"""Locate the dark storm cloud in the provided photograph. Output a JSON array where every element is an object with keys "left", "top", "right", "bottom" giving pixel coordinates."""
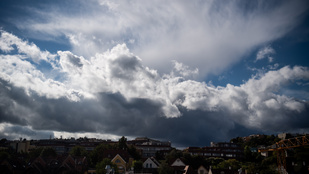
[
  {"left": 1, "top": 74, "right": 309, "bottom": 146},
  {"left": 1, "top": 30, "right": 309, "bottom": 147},
  {"left": 0, "top": 80, "right": 32, "bottom": 125},
  {"left": 0, "top": 78, "right": 263, "bottom": 146},
  {"left": 0, "top": 124, "right": 54, "bottom": 140}
]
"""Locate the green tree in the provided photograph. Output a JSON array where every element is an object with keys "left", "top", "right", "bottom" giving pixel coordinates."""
[
  {"left": 164, "top": 148, "right": 183, "bottom": 162},
  {"left": 128, "top": 145, "right": 141, "bottom": 160},
  {"left": 118, "top": 136, "right": 127, "bottom": 150},
  {"left": 244, "top": 145, "right": 253, "bottom": 161},
  {"left": 40, "top": 147, "right": 57, "bottom": 157},
  {"left": 70, "top": 146, "right": 88, "bottom": 157},
  {"left": 206, "top": 157, "right": 224, "bottom": 167},
  {"left": 0, "top": 151, "right": 10, "bottom": 161},
  {"left": 230, "top": 137, "right": 244, "bottom": 147},
  {"left": 158, "top": 161, "right": 173, "bottom": 174},
  {"left": 259, "top": 152, "right": 277, "bottom": 174},
  {"left": 96, "top": 158, "right": 118, "bottom": 174},
  {"left": 133, "top": 160, "right": 143, "bottom": 172},
  {"left": 183, "top": 154, "right": 208, "bottom": 170},
  {"left": 89, "top": 144, "right": 118, "bottom": 167},
  {"left": 215, "top": 159, "right": 241, "bottom": 170},
  {"left": 29, "top": 147, "right": 44, "bottom": 159}
]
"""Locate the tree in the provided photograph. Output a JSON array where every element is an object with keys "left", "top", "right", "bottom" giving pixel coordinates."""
[
  {"left": 89, "top": 144, "right": 117, "bottom": 167},
  {"left": 0, "top": 138, "right": 7, "bottom": 144},
  {"left": 0, "top": 151, "right": 10, "bottom": 161},
  {"left": 244, "top": 145, "right": 253, "bottom": 161},
  {"left": 128, "top": 145, "right": 141, "bottom": 160},
  {"left": 70, "top": 146, "right": 88, "bottom": 157},
  {"left": 206, "top": 157, "right": 224, "bottom": 167},
  {"left": 118, "top": 136, "right": 127, "bottom": 150},
  {"left": 158, "top": 161, "right": 173, "bottom": 174},
  {"left": 40, "top": 147, "right": 57, "bottom": 157},
  {"left": 230, "top": 137, "right": 244, "bottom": 147},
  {"left": 29, "top": 147, "right": 44, "bottom": 159},
  {"left": 133, "top": 160, "right": 143, "bottom": 172},
  {"left": 164, "top": 149, "right": 183, "bottom": 162},
  {"left": 96, "top": 158, "right": 118, "bottom": 174},
  {"left": 215, "top": 159, "right": 241, "bottom": 170}
]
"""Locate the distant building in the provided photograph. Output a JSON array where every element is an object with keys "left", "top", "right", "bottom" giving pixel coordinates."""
[
  {"left": 242, "top": 134, "right": 265, "bottom": 142},
  {"left": 33, "top": 138, "right": 116, "bottom": 154},
  {"left": 184, "top": 142, "right": 243, "bottom": 160},
  {"left": 127, "top": 137, "right": 172, "bottom": 158},
  {"left": 9, "top": 140, "right": 35, "bottom": 153}
]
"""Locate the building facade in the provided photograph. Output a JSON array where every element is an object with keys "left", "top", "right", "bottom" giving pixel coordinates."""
[{"left": 184, "top": 142, "right": 243, "bottom": 160}]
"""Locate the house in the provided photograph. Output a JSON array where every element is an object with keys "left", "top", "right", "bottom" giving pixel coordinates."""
[
  {"left": 197, "top": 165, "right": 209, "bottom": 174},
  {"left": 139, "top": 157, "right": 161, "bottom": 174},
  {"left": 60, "top": 155, "right": 88, "bottom": 173},
  {"left": 143, "top": 157, "right": 160, "bottom": 169},
  {"left": 25, "top": 154, "right": 88, "bottom": 174},
  {"left": 112, "top": 154, "right": 127, "bottom": 174},
  {"left": 103, "top": 150, "right": 133, "bottom": 174},
  {"left": 171, "top": 158, "right": 186, "bottom": 167},
  {"left": 0, "top": 158, "right": 26, "bottom": 174},
  {"left": 170, "top": 158, "right": 186, "bottom": 174}
]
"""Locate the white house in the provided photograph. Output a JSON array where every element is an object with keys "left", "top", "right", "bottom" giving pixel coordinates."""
[
  {"left": 171, "top": 158, "right": 186, "bottom": 167},
  {"left": 143, "top": 157, "right": 160, "bottom": 168}
]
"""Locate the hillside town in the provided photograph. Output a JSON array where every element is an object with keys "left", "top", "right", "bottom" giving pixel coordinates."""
[{"left": 0, "top": 133, "right": 308, "bottom": 174}]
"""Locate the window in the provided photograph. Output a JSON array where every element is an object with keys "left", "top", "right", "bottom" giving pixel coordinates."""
[
  {"left": 146, "top": 163, "right": 149, "bottom": 168},
  {"left": 150, "top": 163, "right": 152, "bottom": 168},
  {"left": 226, "top": 154, "right": 233, "bottom": 157},
  {"left": 199, "top": 169, "right": 204, "bottom": 174},
  {"left": 213, "top": 153, "right": 220, "bottom": 156},
  {"left": 115, "top": 159, "right": 121, "bottom": 163}
]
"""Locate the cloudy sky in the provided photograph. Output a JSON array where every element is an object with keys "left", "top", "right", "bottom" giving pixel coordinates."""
[{"left": 0, "top": 0, "right": 309, "bottom": 147}]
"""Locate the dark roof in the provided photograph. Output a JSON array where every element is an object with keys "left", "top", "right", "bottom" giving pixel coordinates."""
[{"left": 102, "top": 149, "right": 131, "bottom": 162}]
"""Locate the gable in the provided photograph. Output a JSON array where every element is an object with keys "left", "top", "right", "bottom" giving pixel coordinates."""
[
  {"left": 198, "top": 165, "right": 208, "bottom": 174},
  {"left": 171, "top": 158, "right": 185, "bottom": 167},
  {"left": 111, "top": 154, "right": 126, "bottom": 164},
  {"left": 102, "top": 150, "right": 131, "bottom": 162},
  {"left": 143, "top": 158, "right": 159, "bottom": 168}
]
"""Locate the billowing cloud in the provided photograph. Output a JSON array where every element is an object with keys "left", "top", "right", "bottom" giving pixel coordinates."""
[
  {"left": 0, "top": 30, "right": 56, "bottom": 63},
  {"left": 0, "top": 31, "right": 308, "bottom": 146},
  {"left": 10, "top": 0, "right": 309, "bottom": 78}
]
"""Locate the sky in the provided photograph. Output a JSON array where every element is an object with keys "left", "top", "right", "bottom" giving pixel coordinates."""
[{"left": 0, "top": 0, "right": 309, "bottom": 147}]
